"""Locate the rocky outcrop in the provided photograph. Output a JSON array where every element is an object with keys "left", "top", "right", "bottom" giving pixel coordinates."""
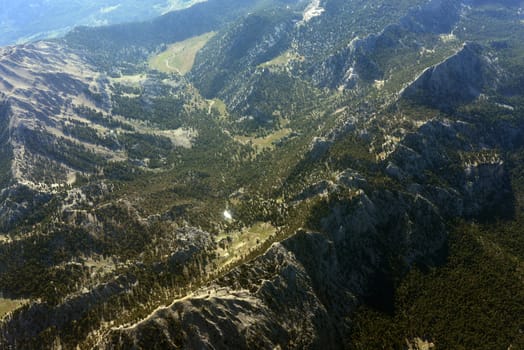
[
  {"left": 309, "top": 0, "right": 464, "bottom": 89},
  {"left": 309, "top": 35, "right": 382, "bottom": 89},
  {"left": 0, "top": 275, "right": 137, "bottom": 348},
  {"left": 0, "top": 185, "right": 53, "bottom": 232},
  {"left": 463, "top": 157, "right": 512, "bottom": 218},
  {"left": 99, "top": 242, "right": 338, "bottom": 349},
  {"left": 98, "top": 173, "right": 447, "bottom": 349},
  {"left": 0, "top": 226, "right": 216, "bottom": 349},
  {"left": 400, "top": 0, "right": 461, "bottom": 34},
  {"left": 387, "top": 118, "right": 515, "bottom": 219},
  {"left": 100, "top": 111, "right": 522, "bottom": 349},
  {"left": 0, "top": 0, "right": 522, "bottom": 348},
  {"left": 0, "top": 42, "right": 112, "bottom": 229},
  {"left": 0, "top": 98, "right": 12, "bottom": 189}
]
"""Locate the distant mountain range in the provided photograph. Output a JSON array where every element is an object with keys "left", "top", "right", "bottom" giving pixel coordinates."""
[{"left": 0, "top": 0, "right": 205, "bottom": 46}]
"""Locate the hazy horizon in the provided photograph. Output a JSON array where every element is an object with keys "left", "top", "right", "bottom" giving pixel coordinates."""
[{"left": 0, "top": 0, "right": 205, "bottom": 46}]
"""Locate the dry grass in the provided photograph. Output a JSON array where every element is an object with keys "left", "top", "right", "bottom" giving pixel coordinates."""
[
  {"left": 0, "top": 298, "right": 27, "bottom": 319},
  {"left": 259, "top": 50, "right": 304, "bottom": 68},
  {"left": 149, "top": 32, "right": 215, "bottom": 75},
  {"left": 235, "top": 128, "right": 293, "bottom": 154},
  {"left": 216, "top": 222, "right": 276, "bottom": 267}
]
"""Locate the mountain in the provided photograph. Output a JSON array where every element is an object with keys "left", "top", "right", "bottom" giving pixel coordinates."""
[
  {"left": 1, "top": 0, "right": 524, "bottom": 349},
  {"left": 0, "top": 0, "right": 205, "bottom": 46}
]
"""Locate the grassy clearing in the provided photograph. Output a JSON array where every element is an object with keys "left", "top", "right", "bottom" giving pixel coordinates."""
[
  {"left": 109, "top": 74, "right": 147, "bottom": 86},
  {"left": 235, "top": 128, "right": 293, "bottom": 153},
  {"left": 216, "top": 222, "right": 276, "bottom": 267},
  {"left": 210, "top": 98, "right": 228, "bottom": 116},
  {"left": 0, "top": 298, "right": 27, "bottom": 319},
  {"left": 259, "top": 50, "right": 304, "bottom": 68},
  {"left": 149, "top": 32, "right": 215, "bottom": 75}
]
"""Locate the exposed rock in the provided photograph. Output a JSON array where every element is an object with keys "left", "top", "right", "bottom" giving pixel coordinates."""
[
  {"left": 406, "top": 337, "right": 436, "bottom": 350},
  {"left": 190, "top": 10, "right": 299, "bottom": 100},
  {"left": 463, "top": 158, "right": 512, "bottom": 218},
  {"left": 309, "top": 0, "right": 464, "bottom": 89},
  {"left": 0, "top": 184, "right": 53, "bottom": 232},
  {"left": 99, "top": 183, "right": 448, "bottom": 349},
  {"left": 0, "top": 42, "right": 115, "bottom": 190},
  {"left": 0, "top": 0, "right": 522, "bottom": 348},
  {"left": 0, "top": 225, "right": 215, "bottom": 349},
  {"left": 308, "top": 137, "right": 332, "bottom": 160},
  {"left": 0, "top": 275, "right": 137, "bottom": 347},
  {"left": 388, "top": 118, "right": 515, "bottom": 219},
  {"left": 309, "top": 34, "right": 383, "bottom": 89},
  {"left": 293, "top": 179, "right": 333, "bottom": 202},
  {"left": 336, "top": 169, "right": 368, "bottom": 190},
  {"left": 401, "top": 0, "right": 461, "bottom": 34},
  {"left": 386, "top": 161, "right": 406, "bottom": 181}
]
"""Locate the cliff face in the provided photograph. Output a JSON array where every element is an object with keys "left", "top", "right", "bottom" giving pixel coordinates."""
[
  {"left": 0, "top": 41, "right": 201, "bottom": 231},
  {"left": 98, "top": 241, "right": 338, "bottom": 349},
  {"left": 96, "top": 80, "right": 521, "bottom": 350},
  {"left": 0, "top": 226, "right": 216, "bottom": 349},
  {"left": 189, "top": 8, "right": 300, "bottom": 115}
]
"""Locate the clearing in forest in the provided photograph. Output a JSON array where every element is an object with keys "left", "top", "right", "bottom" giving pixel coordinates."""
[{"left": 149, "top": 32, "right": 215, "bottom": 75}]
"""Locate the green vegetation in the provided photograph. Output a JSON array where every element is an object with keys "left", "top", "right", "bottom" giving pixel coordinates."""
[
  {"left": 259, "top": 50, "right": 304, "bottom": 69},
  {"left": 210, "top": 98, "right": 228, "bottom": 116},
  {"left": 349, "top": 146, "right": 524, "bottom": 349},
  {"left": 149, "top": 32, "right": 216, "bottom": 74},
  {"left": 74, "top": 105, "right": 135, "bottom": 131},
  {"left": 215, "top": 222, "right": 276, "bottom": 268},
  {"left": 22, "top": 131, "right": 105, "bottom": 173},
  {"left": 235, "top": 128, "right": 293, "bottom": 154},
  {"left": 350, "top": 220, "right": 524, "bottom": 350},
  {"left": 2, "top": 0, "right": 524, "bottom": 348},
  {"left": 190, "top": 8, "right": 297, "bottom": 98},
  {"left": 63, "top": 0, "right": 290, "bottom": 73},
  {"left": 0, "top": 101, "right": 13, "bottom": 189}
]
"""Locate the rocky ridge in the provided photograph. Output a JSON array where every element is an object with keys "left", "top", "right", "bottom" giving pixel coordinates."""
[{"left": 0, "top": 0, "right": 523, "bottom": 348}]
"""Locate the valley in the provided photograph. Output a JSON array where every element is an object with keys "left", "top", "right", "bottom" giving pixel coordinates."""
[{"left": 0, "top": 0, "right": 524, "bottom": 348}]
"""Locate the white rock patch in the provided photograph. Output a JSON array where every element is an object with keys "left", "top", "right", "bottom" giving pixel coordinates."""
[{"left": 300, "top": 0, "right": 325, "bottom": 24}]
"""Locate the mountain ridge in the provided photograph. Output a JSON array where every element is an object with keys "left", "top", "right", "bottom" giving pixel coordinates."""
[{"left": 0, "top": 0, "right": 524, "bottom": 348}]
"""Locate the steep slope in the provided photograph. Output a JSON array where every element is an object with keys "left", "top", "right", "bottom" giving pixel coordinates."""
[
  {"left": 0, "top": 42, "right": 113, "bottom": 189},
  {"left": 0, "top": 42, "right": 203, "bottom": 231},
  {"left": 190, "top": 8, "right": 300, "bottom": 99},
  {"left": 306, "top": 0, "right": 463, "bottom": 89},
  {"left": 100, "top": 182, "right": 449, "bottom": 349},
  {"left": 64, "top": 0, "right": 306, "bottom": 74},
  {"left": 0, "top": 0, "right": 524, "bottom": 349},
  {"left": 95, "top": 1, "right": 524, "bottom": 348},
  {"left": 401, "top": 42, "right": 500, "bottom": 110}
]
